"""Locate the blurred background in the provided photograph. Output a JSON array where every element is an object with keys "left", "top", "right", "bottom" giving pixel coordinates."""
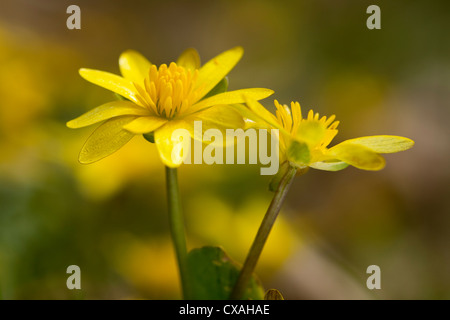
[{"left": 0, "top": 0, "right": 449, "bottom": 299}]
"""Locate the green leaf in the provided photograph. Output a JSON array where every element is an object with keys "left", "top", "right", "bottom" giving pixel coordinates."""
[
  {"left": 264, "top": 289, "right": 284, "bottom": 300},
  {"left": 201, "top": 77, "right": 229, "bottom": 100},
  {"left": 187, "top": 246, "right": 265, "bottom": 300}
]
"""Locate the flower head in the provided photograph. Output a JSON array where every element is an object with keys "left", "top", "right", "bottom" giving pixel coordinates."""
[
  {"left": 245, "top": 98, "right": 414, "bottom": 171},
  {"left": 67, "top": 47, "right": 273, "bottom": 167}
]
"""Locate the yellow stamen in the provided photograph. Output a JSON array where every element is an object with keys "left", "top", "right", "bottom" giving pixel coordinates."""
[
  {"left": 135, "top": 62, "right": 199, "bottom": 118},
  {"left": 324, "top": 115, "right": 336, "bottom": 127},
  {"left": 275, "top": 101, "right": 342, "bottom": 153}
]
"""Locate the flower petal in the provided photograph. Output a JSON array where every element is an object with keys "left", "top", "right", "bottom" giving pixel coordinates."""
[
  {"left": 176, "top": 48, "right": 201, "bottom": 71},
  {"left": 337, "top": 135, "right": 414, "bottom": 153},
  {"left": 79, "top": 116, "right": 137, "bottom": 164},
  {"left": 245, "top": 98, "right": 283, "bottom": 131},
  {"left": 188, "top": 88, "right": 274, "bottom": 114},
  {"left": 79, "top": 68, "right": 140, "bottom": 105},
  {"left": 119, "top": 50, "right": 151, "bottom": 84},
  {"left": 295, "top": 120, "right": 327, "bottom": 147},
  {"left": 66, "top": 101, "right": 151, "bottom": 128},
  {"left": 122, "top": 116, "right": 168, "bottom": 134},
  {"left": 154, "top": 120, "right": 190, "bottom": 168},
  {"left": 309, "top": 160, "right": 349, "bottom": 171},
  {"left": 183, "top": 105, "right": 245, "bottom": 146},
  {"left": 230, "top": 104, "right": 268, "bottom": 129},
  {"left": 195, "top": 46, "right": 244, "bottom": 101},
  {"left": 327, "top": 143, "right": 386, "bottom": 171},
  {"left": 202, "top": 77, "right": 228, "bottom": 100}
]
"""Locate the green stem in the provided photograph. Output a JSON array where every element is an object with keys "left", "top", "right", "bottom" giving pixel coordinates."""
[
  {"left": 230, "top": 166, "right": 298, "bottom": 300},
  {"left": 165, "top": 166, "right": 189, "bottom": 299}
]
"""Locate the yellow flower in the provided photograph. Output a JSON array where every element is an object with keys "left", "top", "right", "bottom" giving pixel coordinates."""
[
  {"left": 67, "top": 47, "right": 273, "bottom": 167},
  {"left": 244, "top": 99, "right": 414, "bottom": 171}
]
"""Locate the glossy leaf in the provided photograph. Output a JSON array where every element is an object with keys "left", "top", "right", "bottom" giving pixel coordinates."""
[{"left": 187, "top": 246, "right": 265, "bottom": 300}]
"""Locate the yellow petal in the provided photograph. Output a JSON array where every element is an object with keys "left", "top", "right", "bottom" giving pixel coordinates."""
[
  {"left": 245, "top": 98, "right": 283, "bottom": 131},
  {"left": 338, "top": 135, "right": 414, "bottom": 153},
  {"left": 154, "top": 120, "right": 190, "bottom": 168},
  {"left": 195, "top": 46, "right": 244, "bottom": 101},
  {"left": 183, "top": 105, "right": 245, "bottom": 145},
  {"left": 189, "top": 88, "right": 274, "bottom": 114},
  {"left": 79, "top": 68, "right": 140, "bottom": 105},
  {"left": 202, "top": 77, "right": 228, "bottom": 100},
  {"left": 119, "top": 50, "right": 151, "bottom": 84},
  {"left": 231, "top": 104, "right": 272, "bottom": 130},
  {"left": 242, "top": 99, "right": 293, "bottom": 148},
  {"left": 296, "top": 120, "right": 326, "bottom": 147},
  {"left": 122, "top": 116, "right": 168, "bottom": 134},
  {"left": 176, "top": 48, "right": 201, "bottom": 71},
  {"left": 79, "top": 116, "right": 137, "bottom": 164},
  {"left": 327, "top": 143, "right": 386, "bottom": 171},
  {"left": 309, "top": 160, "right": 349, "bottom": 171},
  {"left": 67, "top": 101, "right": 151, "bottom": 128}
]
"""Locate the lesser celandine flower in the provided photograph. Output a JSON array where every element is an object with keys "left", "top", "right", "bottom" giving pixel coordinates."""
[
  {"left": 67, "top": 47, "right": 274, "bottom": 299},
  {"left": 230, "top": 98, "right": 414, "bottom": 299},
  {"left": 245, "top": 98, "right": 414, "bottom": 172},
  {"left": 67, "top": 47, "right": 273, "bottom": 167}
]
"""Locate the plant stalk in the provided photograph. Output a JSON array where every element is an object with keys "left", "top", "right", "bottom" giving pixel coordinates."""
[
  {"left": 165, "top": 166, "right": 190, "bottom": 299},
  {"left": 230, "top": 166, "right": 297, "bottom": 299}
]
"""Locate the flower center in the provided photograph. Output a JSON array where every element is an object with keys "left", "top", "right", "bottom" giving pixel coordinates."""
[
  {"left": 274, "top": 100, "right": 340, "bottom": 150},
  {"left": 296, "top": 110, "right": 339, "bottom": 150},
  {"left": 134, "top": 62, "right": 199, "bottom": 118}
]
